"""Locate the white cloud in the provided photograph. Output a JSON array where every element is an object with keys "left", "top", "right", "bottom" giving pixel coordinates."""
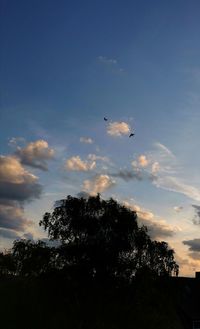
[
  {"left": 65, "top": 156, "right": 96, "bottom": 171},
  {"left": 130, "top": 155, "right": 149, "bottom": 174},
  {"left": 0, "top": 203, "right": 32, "bottom": 231},
  {"left": 137, "top": 155, "right": 149, "bottom": 167},
  {"left": 97, "top": 56, "right": 117, "bottom": 65},
  {"left": 123, "top": 201, "right": 154, "bottom": 220},
  {"left": 143, "top": 142, "right": 200, "bottom": 202},
  {"left": 0, "top": 154, "right": 42, "bottom": 237},
  {"left": 173, "top": 206, "right": 183, "bottom": 212},
  {"left": 83, "top": 174, "right": 115, "bottom": 195},
  {"left": 0, "top": 156, "right": 37, "bottom": 184},
  {"left": 151, "top": 161, "right": 160, "bottom": 174},
  {"left": 128, "top": 142, "right": 200, "bottom": 203},
  {"left": 107, "top": 121, "right": 130, "bottom": 137},
  {"left": 148, "top": 143, "right": 177, "bottom": 176},
  {"left": 16, "top": 140, "right": 55, "bottom": 171},
  {"left": 123, "top": 201, "right": 177, "bottom": 239},
  {"left": 0, "top": 155, "right": 42, "bottom": 204},
  {"left": 130, "top": 143, "right": 174, "bottom": 178},
  {"left": 80, "top": 137, "right": 94, "bottom": 144},
  {"left": 97, "top": 56, "right": 125, "bottom": 73},
  {"left": 8, "top": 137, "right": 25, "bottom": 147}
]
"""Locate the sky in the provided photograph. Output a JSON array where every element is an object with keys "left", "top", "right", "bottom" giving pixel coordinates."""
[{"left": 1, "top": 0, "right": 200, "bottom": 276}]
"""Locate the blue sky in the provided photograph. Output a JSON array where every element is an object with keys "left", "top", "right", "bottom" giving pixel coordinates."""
[{"left": 1, "top": 0, "right": 200, "bottom": 276}]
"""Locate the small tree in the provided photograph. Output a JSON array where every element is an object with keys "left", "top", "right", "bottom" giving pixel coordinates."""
[
  {"left": 0, "top": 251, "right": 16, "bottom": 276},
  {"left": 12, "top": 240, "right": 56, "bottom": 276}
]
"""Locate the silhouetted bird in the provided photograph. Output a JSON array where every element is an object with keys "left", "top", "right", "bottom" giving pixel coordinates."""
[
  {"left": 129, "top": 133, "right": 135, "bottom": 138},
  {"left": 104, "top": 117, "right": 108, "bottom": 121}
]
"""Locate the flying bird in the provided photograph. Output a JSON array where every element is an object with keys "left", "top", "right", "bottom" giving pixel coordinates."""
[
  {"left": 104, "top": 117, "right": 108, "bottom": 121},
  {"left": 129, "top": 133, "right": 135, "bottom": 138}
]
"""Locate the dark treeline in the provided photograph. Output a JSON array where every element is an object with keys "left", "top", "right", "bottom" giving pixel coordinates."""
[
  {"left": 0, "top": 195, "right": 183, "bottom": 329},
  {"left": 0, "top": 194, "right": 179, "bottom": 280}
]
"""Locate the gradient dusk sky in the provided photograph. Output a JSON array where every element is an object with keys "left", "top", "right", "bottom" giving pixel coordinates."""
[{"left": 1, "top": 0, "right": 200, "bottom": 276}]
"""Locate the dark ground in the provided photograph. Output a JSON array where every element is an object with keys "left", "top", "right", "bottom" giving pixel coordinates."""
[{"left": 0, "top": 275, "right": 185, "bottom": 329}]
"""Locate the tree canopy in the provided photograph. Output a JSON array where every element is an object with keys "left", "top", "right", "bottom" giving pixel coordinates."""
[
  {"left": 38, "top": 194, "right": 179, "bottom": 281},
  {"left": 0, "top": 194, "right": 179, "bottom": 280}
]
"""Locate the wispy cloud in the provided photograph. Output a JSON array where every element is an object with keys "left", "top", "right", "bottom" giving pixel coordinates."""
[
  {"left": 154, "top": 176, "right": 200, "bottom": 202},
  {"left": 154, "top": 142, "right": 175, "bottom": 158},
  {"left": 130, "top": 143, "right": 176, "bottom": 181},
  {"left": 123, "top": 142, "right": 200, "bottom": 204},
  {"left": 175, "top": 254, "right": 199, "bottom": 276},
  {"left": 188, "top": 252, "right": 200, "bottom": 260},
  {"left": 97, "top": 56, "right": 124, "bottom": 73},
  {"left": 146, "top": 143, "right": 177, "bottom": 176},
  {"left": 145, "top": 142, "right": 200, "bottom": 202},
  {"left": 110, "top": 169, "right": 143, "bottom": 182},
  {"left": 97, "top": 56, "right": 117, "bottom": 65},
  {"left": 0, "top": 228, "right": 20, "bottom": 240},
  {"left": 183, "top": 239, "right": 200, "bottom": 252},
  {"left": 87, "top": 154, "right": 111, "bottom": 163},
  {"left": 8, "top": 137, "right": 25, "bottom": 147},
  {"left": 173, "top": 206, "right": 183, "bottom": 213},
  {"left": 151, "top": 161, "right": 160, "bottom": 174},
  {"left": 80, "top": 137, "right": 94, "bottom": 144},
  {"left": 192, "top": 205, "right": 200, "bottom": 224}
]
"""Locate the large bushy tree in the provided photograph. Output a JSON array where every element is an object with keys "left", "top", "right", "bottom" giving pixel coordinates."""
[{"left": 39, "top": 194, "right": 179, "bottom": 281}]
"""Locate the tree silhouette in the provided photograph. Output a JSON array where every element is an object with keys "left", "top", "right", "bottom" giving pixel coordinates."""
[
  {"left": 0, "top": 195, "right": 178, "bottom": 280},
  {"left": 39, "top": 194, "right": 179, "bottom": 281},
  {"left": 0, "top": 251, "right": 16, "bottom": 276},
  {"left": 12, "top": 239, "right": 56, "bottom": 276}
]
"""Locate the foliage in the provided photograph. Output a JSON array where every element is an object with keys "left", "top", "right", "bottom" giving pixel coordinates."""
[
  {"left": 12, "top": 239, "right": 56, "bottom": 276},
  {"left": 39, "top": 194, "right": 179, "bottom": 281},
  {"left": 0, "top": 195, "right": 179, "bottom": 280},
  {"left": 0, "top": 251, "right": 16, "bottom": 276}
]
